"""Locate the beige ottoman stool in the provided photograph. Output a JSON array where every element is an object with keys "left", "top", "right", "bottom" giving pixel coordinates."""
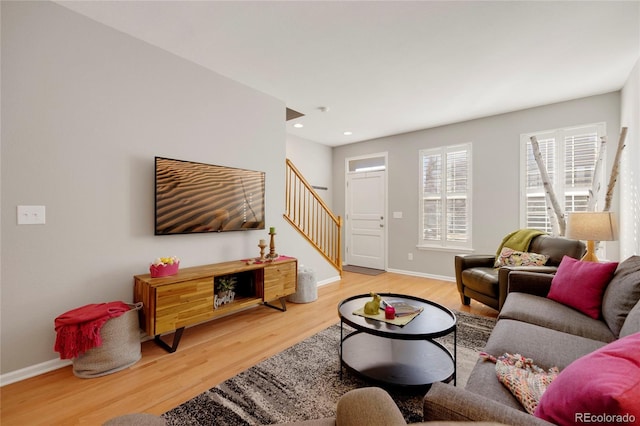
[{"left": 287, "top": 266, "right": 317, "bottom": 303}]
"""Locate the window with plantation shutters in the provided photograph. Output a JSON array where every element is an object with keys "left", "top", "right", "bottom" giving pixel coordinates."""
[
  {"left": 521, "top": 123, "right": 605, "bottom": 233},
  {"left": 419, "top": 143, "right": 472, "bottom": 249}
]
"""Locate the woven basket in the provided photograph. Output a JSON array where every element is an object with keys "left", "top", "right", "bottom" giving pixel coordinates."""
[{"left": 72, "top": 303, "right": 142, "bottom": 378}]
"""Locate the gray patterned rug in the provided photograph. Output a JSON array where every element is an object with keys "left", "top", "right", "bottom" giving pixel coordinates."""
[{"left": 162, "top": 311, "right": 496, "bottom": 425}]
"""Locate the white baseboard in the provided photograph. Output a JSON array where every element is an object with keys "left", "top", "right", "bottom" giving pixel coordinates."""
[
  {"left": 317, "top": 275, "right": 341, "bottom": 286},
  {"left": 385, "top": 268, "right": 455, "bottom": 283},
  {"left": 1, "top": 358, "right": 71, "bottom": 387}
]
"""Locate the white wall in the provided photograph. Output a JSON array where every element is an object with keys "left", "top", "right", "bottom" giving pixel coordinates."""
[
  {"left": 333, "top": 93, "right": 622, "bottom": 279},
  {"left": 286, "top": 134, "right": 334, "bottom": 207},
  {"left": 1, "top": 1, "right": 289, "bottom": 375},
  {"left": 620, "top": 58, "right": 640, "bottom": 258},
  {"left": 285, "top": 135, "right": 340, "bottom": 282}
]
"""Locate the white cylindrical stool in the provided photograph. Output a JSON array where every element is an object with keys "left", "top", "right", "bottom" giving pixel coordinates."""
[{"left": 287, "top": 266, "right": 317, "bottom": 303}]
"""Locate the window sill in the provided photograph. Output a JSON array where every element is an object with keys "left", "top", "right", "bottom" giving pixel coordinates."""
[{"left": 416, "top": 245, "right": 474, "bottom": 254}]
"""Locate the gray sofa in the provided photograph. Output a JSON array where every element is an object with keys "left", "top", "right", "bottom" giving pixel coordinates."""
[{"left": 425, "top": 255, "right": 640, "bottom": 425}]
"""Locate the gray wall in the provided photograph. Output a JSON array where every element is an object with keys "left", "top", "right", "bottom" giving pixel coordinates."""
[
  {"left": 1, "top": 1, "right": 291, "bottom": 375},
  {"left": 333, "top": 93, "right": 622, "bottom": 278}
]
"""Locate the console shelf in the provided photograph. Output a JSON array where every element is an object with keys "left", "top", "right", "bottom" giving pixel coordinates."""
[{"left": 134, "top": 257, "right": 297, "bottom": 352}]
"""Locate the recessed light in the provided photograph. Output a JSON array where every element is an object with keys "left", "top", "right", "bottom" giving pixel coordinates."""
[
  {"left": 343, "top": 131, "right": 353, "bottom": 136},
  {"left": 293, "top": 123, "right": 304, "bottom": 128}
]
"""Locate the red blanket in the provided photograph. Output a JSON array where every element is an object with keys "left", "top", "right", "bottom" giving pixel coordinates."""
[{"left": 54, "top": 301, "right": 130, "bottom": 359}]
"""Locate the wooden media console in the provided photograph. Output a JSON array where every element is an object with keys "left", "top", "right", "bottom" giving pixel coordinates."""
[{"left": 134, "top": 256, "right": 297, "bottom": 352}]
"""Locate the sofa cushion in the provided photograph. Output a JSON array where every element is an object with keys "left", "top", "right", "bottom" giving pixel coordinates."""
[
  {"left": 494, "top": 247, "right": 548, "bottom": 268},
  {"left": 500, "top": 293, "right": 616, "bottom": 342},
  {"left": 620, "top": 300, "right": 640, "bottom": 338},
  {"left": 480, "top": 319, "right": 606, "bottom": 372},
  {"left": 534, "top": 332, "right": 640, "bottom": 425},
  {"left": 547, "top": 256, "right": 618, "bottom": 319},
  {"left": 466, "top": 319, "right": 606, "bottom": 414},
  {"left": 602, "top": 255, "right": 640, "bottom": 337},
  {"left": 466, "top": 359, "right": 527, "bottom": 412},
  {"left": 461, "top": 267, "right": 499, "bottom": 297}
]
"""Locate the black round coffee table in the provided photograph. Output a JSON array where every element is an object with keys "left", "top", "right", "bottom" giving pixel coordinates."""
[{"left": 338, "top": 293, "right": 457, "bottom": 388}]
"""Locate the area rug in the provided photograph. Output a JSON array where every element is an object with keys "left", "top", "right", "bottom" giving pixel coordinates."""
[
  {"left": 342, "top": 265, "right": 385, "bottom": 276},
  {"left": 162, "top": 311, "right": 496, "bottom": 425}
]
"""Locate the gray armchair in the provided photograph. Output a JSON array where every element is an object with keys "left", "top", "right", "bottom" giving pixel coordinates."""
[{"left": 455, "top": 233, "right": 585, "bottom": 311}]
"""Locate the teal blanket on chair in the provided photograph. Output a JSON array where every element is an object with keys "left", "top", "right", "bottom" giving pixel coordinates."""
[{"left": 496, "top": 229, "right": 547, "bottom": 257}]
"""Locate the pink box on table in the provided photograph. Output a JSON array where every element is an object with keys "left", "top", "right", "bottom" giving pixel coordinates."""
[{"left": 150, "top": 262, "right": 179, "bottom": 278}]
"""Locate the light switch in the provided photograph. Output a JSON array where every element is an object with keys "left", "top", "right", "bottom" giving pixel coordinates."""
[
  {"left": 17, "top": 205, "right": 46, "bottom": 225},
  {"left": 393, "top": 211, "right": 403, "bottom": 219}
]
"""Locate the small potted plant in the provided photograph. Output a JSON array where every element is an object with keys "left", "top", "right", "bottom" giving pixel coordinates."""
[{"left": 214, "top": 276, "right": 237, "bottom": 308}]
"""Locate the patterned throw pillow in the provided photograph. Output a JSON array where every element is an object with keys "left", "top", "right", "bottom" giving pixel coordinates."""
[
  {"left": 482, "top": 352, "right": 559, "bottom": 414},
  {"left": 494, "top": 247, "right": 549, "bottom": 268}
]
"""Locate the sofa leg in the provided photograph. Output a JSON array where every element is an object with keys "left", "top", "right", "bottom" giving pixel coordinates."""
[{"left": 460, "top": 294, "right": 470, "bottom": 305}]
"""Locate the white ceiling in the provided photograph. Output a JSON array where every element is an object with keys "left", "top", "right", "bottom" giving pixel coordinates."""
[{"left": 57, "top": 1, "right": 639, "bottom": 147}]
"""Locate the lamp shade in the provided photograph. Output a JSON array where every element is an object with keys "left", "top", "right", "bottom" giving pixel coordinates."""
[{"left": 565, "top": 212, "right": 617, "bottom": 241}]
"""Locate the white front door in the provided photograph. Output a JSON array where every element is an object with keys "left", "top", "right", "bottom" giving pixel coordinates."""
[{"left": 346, "top": 170, "right": 386, "bottom": 269}]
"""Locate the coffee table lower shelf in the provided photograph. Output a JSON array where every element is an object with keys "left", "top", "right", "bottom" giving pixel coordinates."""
[{"left": 340, "top": 331, "right": 455, "bottom": 388}]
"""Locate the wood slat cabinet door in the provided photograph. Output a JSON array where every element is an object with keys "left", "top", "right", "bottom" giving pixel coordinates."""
[
  {"left": 263, "top": 261, "right": 297, "bottom": 302},
  {"left": 154, "top": 278, "right": 214, "bottom": 335}
]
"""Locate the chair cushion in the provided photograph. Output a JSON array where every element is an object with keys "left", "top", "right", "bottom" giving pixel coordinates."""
[
  {"left": 461, "top": 267, "right": 499, "bottom": 297},
  {"left": 602, "top": 256, "right": 640, "bottom": 337},
  {"left": 534, "top": 332, "right": 640, "bottom": 425},
  {"left": 547, "top": 256, "right": 618, "bottom": 319}
]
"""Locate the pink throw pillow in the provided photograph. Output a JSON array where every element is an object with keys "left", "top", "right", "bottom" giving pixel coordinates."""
[
  {"left": 534, "top": 332, "right": 640, "bottom": 425},
  {"left": 547, "top": 256, "right": 618, "bottom": 319}
]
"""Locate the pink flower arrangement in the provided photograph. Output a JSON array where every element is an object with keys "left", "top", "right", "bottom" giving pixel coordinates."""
[{"left": 150, "top": 256, "right": 180, "bottom": 278}]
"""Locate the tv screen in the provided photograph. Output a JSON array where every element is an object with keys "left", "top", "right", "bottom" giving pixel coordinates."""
[{"left": 155, "top": 157, "right": 265, "bottom": 235}]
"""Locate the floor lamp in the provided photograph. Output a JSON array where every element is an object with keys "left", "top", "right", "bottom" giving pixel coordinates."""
[{"left": 565, "top": 212, "right": 616, "bottom": 262}]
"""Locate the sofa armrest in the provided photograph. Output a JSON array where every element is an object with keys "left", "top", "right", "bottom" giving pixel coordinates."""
[
  {"left": 455, "top": 254, "right": 496, "bottom": 269},
  {"left": 497, "top": 266, "right": 557, "bottom": 309},
  {"left": 507, "top": 270, "right": 555, "bottom": 297},
  {"left": 336, "top": 387, "right": 407, "bottom": 426},
  {"left": 455, "top": 255, "right": 496, "bottom": 295},
  {"left": 424, "top": 383, "right": 553, "bottom": 425}
]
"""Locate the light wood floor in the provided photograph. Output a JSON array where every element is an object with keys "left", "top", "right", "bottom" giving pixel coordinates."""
[{"left": 1, "top": 271, "right": 497, "bottom": 426}]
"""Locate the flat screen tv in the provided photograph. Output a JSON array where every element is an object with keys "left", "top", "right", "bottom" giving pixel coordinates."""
[{"left": 155, "top": 157, "right": 265, "bottom": 235}]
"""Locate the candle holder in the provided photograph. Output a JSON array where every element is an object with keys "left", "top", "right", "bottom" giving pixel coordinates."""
[
  {"left": 265, "top": 229, "right": 279, "bottom": 260},
  {"left": 258, "top": 240, "right": 267, "bottom": 260}
]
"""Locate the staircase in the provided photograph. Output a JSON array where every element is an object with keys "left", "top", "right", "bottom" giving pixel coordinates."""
[{"left": 284, "top": 159, "right": 342, "bottom": 276}]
